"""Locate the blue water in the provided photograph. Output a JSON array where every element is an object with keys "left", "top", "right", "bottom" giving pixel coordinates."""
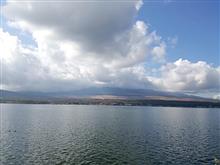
[{"left": 0, "top": 104, "right": 219, "bottom": 165}]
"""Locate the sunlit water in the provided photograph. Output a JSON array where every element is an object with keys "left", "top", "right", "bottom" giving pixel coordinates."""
[{"left": 0, "top": 104, "right": 219, "bottom": 165}]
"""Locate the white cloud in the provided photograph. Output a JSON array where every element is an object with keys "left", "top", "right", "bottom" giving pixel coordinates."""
[
  {"left": 1, "top": 0, "right": 219, "bottom": 98},
  {"left": 1, "top": 0, "right": 167, "bottom": 91},
  {"left": 150, "top": 59, "right": 220, "bottom": 92},
  {"left": 135, "top": 0, "right": 144, "bottom": 10},
  {"left": 0, "top": 28, "right": 153, "bottom": 91},
  {"left": 3, "top": 0, "right": 165, "bottom": 64},
  {"left": 4, "top": 0, "right": 142, "bottom": 56},
  {"left": 151, "top": 42, "right": 166, "bottom": 61},
  {"left": 1, "top": 27, "right": 219, "bottom": 95}
]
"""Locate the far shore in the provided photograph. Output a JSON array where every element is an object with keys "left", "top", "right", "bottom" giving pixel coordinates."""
[{"left": 1, "top": 98, "right": 220, "bottom": 108}]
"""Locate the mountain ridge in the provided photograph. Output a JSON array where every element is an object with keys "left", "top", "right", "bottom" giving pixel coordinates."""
[
  {"left": 0, "top": 87, "right": 217, "bottom": 102},
  {"left": 1, "top": 87, "right": 220, "bottom": 107}
]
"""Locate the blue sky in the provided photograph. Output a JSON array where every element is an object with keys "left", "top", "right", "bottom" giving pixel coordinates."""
[{"left": 138, "top": 0, "right": 219, "bottom": 66}]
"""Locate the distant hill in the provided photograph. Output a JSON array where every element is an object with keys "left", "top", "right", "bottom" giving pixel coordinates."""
[
  {"left": 1, "top": 87, "right": 220, "bottom": 107},
  {"left": 0, "top": 87, "right": 217, "bottom": 102}
]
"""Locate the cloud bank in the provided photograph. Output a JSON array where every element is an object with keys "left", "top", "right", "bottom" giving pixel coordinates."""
[
  {"left": 149, "top": 59, "right": 220, "bottom": 92},
  {"left": 1, "top": 0, "right": 219, "bottom": 97}
]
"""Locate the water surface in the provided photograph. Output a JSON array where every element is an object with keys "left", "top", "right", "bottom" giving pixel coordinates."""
[{"left": 0, "top": 104, "right": 219, "bottom": 164}]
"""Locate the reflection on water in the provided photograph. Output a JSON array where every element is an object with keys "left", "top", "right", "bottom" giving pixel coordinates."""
[{"left": 0, "top": 104, "right": 220, "bottom": 165}]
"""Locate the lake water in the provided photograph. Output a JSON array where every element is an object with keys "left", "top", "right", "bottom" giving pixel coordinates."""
[{"left": 0, "top": 104, "right": 219, "bottom": 165}]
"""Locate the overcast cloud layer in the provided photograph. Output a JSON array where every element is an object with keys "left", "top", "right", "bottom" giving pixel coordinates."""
[{"left": 1, "top": 0, "right": 219, "bottom": 97}]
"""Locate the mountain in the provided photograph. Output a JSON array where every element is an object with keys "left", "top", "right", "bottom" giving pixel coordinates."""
[
  {"left": 0, "top": 87, "right": 215, "bottom": 101},
  {"left": 1, "top": 87, "right": 220, "bottom": 107}
]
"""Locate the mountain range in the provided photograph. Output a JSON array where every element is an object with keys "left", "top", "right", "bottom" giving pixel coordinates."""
[{"left": 0, "top": 87, "right": 217, "bottom": 102}]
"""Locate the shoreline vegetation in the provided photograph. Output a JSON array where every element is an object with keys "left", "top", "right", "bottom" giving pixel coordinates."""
[{"left": 1, "top": 98, "right": 220, "bottom": 108}]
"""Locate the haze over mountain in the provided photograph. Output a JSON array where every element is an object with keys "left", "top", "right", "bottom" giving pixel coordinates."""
[{"left": 1, "top": 87, "right": 218, "bottom": 102}]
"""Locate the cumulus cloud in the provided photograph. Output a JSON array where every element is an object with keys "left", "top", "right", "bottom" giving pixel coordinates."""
[
  {"left": 1, "top": 0, "right": 219, "bottom": 97},
  {"left": 151, "top": 42, "right": 166, "bottom": 61},
  {"left": 0, "top": 27, "right": 153, "bottom": 91},
  {"left": 1, "top": 0, "right": 167, "bottom": 91},
  {"left": 150, "top": 59, "right": 220, "bottom": 92},
  {"left": 3, "top": 0, "right": 166, "bottom": 63},
  {"left": 4, "top": 0, "right": 142, "bottom": 58}
]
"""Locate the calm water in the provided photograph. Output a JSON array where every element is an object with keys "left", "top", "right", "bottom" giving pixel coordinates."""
[{"left": 0, "top": 104, "right": 219, "bottom": 165}]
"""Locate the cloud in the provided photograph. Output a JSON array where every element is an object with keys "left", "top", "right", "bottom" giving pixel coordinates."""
[
  {"left": 150, "top": 59, "right": 220, "bottom": 92},
  {"left": 151, "top": 42, "right": 166, "bottom": 61},
  {"left": 4, "top": 0, "right": 142, "bottom": 58},
  {"left": 1, "top": 0, "right": 167, "bottom": 91},
  {"left": 0, "top": 28, "right": 153, "bottom": 91},
  {"left": 1, "top": 0, "right": 219, "bottom": 97},
  {"left": 3, "top": 0, "right": 165, "bottom": 63},
  {"left": 1, "top": 27, "right": 219, "bottom": 94}
]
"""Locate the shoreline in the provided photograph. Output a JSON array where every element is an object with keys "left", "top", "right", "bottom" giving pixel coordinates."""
[{"left": 1, "top": 98, "right": 220, "bottom": 108}]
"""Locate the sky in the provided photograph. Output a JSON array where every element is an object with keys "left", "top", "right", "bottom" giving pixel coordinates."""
[
  {"left": 138, "top": 1, "right": 219, "bottom": 65},
  {"left": 0, "top": 0, "right": 219, "bottom": 98}
]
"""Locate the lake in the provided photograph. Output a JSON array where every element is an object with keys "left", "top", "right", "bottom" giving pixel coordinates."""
[{"left": 0, "top": 104, "right": 219, "bottom": 165}]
